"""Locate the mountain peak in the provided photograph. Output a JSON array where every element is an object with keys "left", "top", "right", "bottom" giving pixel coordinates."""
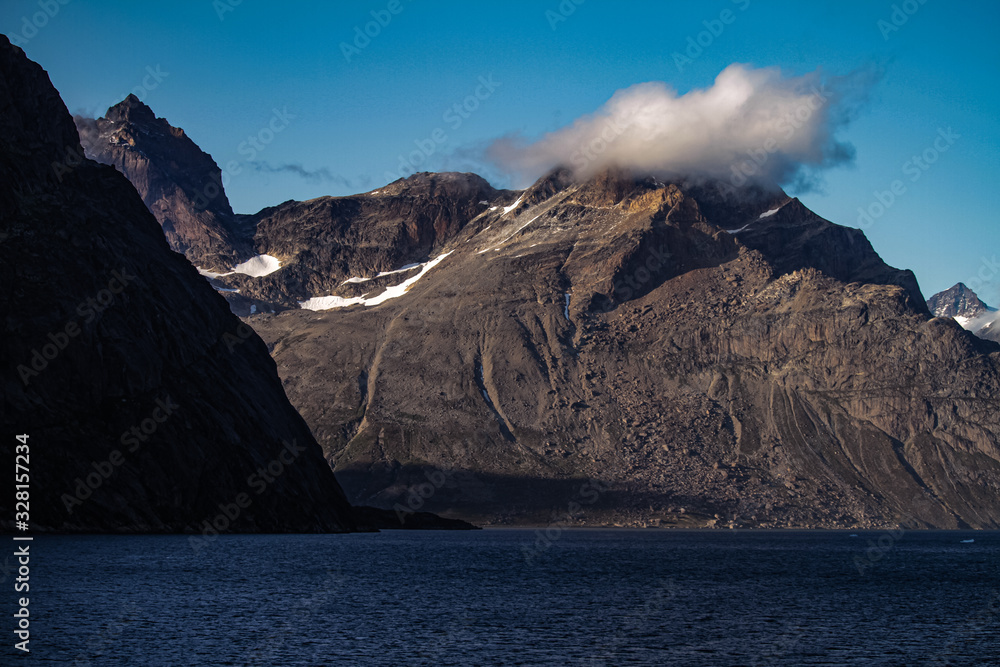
[
  {"left": 927, "top": 282, "right": 1000, "bottom": 342},
  {"left": 927, "top": 282, "right": 991, "bottom": 319},
  {"left": 571, "top": 165, "right": 644, "bottom": 206},
  {"left": 105, "top": 93, "right": 156, "bottom": 124},
  {"left": 77, "top": 94, "right": 243, "bottom": 268},
  {"left": 397, "top": 171, "right": 492, "bottom": 188},
  {"left": 0, "top": 34, "right": 83, "bottom": 178},
  {"left": 382, "top": 171, "right": 499, "bottom": 200}
]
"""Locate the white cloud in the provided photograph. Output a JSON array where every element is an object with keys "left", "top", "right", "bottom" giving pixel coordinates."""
[{"left": 488, "top": 64, "right": 875, "bottom": 190}]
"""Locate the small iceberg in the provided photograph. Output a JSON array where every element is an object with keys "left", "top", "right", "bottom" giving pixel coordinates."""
[{"left": 960, "top": 539, "right": 975, "bottom": 544}]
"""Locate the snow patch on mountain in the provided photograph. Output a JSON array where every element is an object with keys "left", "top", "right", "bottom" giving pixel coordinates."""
[
  {"left": 231, "top": 254, "right": 282, "bottom": 277},
  {"left": 341, "top": 263, "right": 422, "bottom": 285},
  {"left": 197, "top": 254, "right": 283, "bottom": 279},
  {"left": 196, "top": 266, "right": 228, "bottom": 279},
  {"left": 954, "top": 309, "right": 1000, "bottom": 334},
  {"left": 502, "top": 196, "right": 524, "bottom": 216},
  {"left": 298, "top": 294, "right": 367, "bottom": 310},
  {"left": 300, "top": 252, "right": 453, "bottom": 311}
]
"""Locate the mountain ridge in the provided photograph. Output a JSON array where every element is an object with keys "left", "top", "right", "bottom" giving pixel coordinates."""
[
  {"left": 247, "top": 165, "right": 1000, "bottom": 529},
  {"left": 928, "top": 282, "right": 1000, "bottom": 343},
  {"left": 72, "top": 95, "right": 1000, "bottom": 530}
]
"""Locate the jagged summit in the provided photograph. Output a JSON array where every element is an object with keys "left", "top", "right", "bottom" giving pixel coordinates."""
[
  {"left": 928, "top": 282, "right": 1000, "bottom": 342},
  {"left": 77, "top": 95, "right": 245, "bottom": 269},
  {"left": 105, "top": 92, "right": 157, "bottom": 124},
  {"left": 928, "top": 282, "right": 991, "bottom": 319}
]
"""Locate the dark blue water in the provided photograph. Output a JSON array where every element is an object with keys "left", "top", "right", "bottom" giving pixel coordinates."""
[{"left": 4, "top": 530, "right": 998, "bottom": 665}]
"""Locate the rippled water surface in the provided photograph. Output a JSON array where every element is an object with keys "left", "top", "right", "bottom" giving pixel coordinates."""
[{"left": 9, "top": 530, "right": 1000, "bottom": 665}]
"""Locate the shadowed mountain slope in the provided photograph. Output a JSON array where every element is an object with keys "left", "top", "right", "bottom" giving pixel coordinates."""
[{"left": 0, "top": 36, "right": 356, "bottom": 533}]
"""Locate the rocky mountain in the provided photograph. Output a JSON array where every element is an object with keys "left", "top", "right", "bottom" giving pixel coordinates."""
[
  {"left": 75, "top": 97, "right": 509, "bottom": 316},
  {"left": 928, "top": 283, "right": 1000, "bottom": 343},
  {"left": 0, "top": 35, "right": 358, "bottom": 533},
  {"left": 223, "top": 171, "right": 509, "bottom": 313},
  {"left": 75, "top": 95, "right": 250, "bottom": 271},
  {"left": 68, "top": 90, "right": 1000, "bottom": 531},
  {"left": 225, "top": 166, "right": 1000, "bottom": 530},
  {"left": 928, "top": 283, "right": 991, "bottom": 319}
]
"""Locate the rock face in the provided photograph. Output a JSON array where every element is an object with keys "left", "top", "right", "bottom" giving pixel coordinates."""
[
  {"left": 64, "top": 88, "right": 1000, "bottom": 531},
  {"left": 75, "top": 95, "right": 249, "bottom": 271},
  {"left": 0, "top": 36, "right": 356, "bottom": 533},
  {"left": 928, "top": 283, "right": 991, "bottom": 319},
  {"left": 245, "top": 168, "right": 1000, "bottom": 530},
  {"left": 74, "top": 99, "right": 507, "bottom": 314},
  {"left": 928, "top": 283, "right": 1000, "bottom": 343},
  {"left": 224, "top": 171, "right": 508, "bottom": 312}
]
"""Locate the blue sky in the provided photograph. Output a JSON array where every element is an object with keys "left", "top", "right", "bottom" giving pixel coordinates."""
[{"left": 3, "top": 0, "right": 998, "bottom": 301}]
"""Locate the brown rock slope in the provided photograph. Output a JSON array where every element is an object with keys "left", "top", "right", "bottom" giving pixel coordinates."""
[
  {"left": 75, "top": 95, "right": 250, "bottom": 271},
  {"left": 76, "top": 93, "right": 509, "bottom": 315},
  {"left": 248, "top": 168, "right": 1000, "bottom": 529},
  {"left": 0, "top": 36, "right": 356, "bottom": 533},
  {"left": 218, "top": 171, "right": 511, "bottom": 311}
]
